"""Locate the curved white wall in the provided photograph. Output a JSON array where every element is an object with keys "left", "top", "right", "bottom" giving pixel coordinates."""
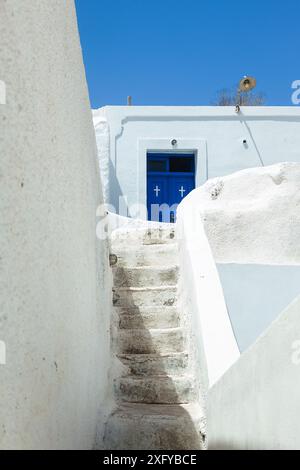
[
  {"left": 187, "top": 162, "right": 300, "bottom": 351},
  {"left": 176, "top": 162, "right": 300, "bottom": 383},
  {"left": 0, "top": 0, "right": 111, "bottom": 449},
  {"left": 194, "top": 162, "right": 300, "bottom": 265},
  {"left": 183, "top": 162, "right": 300, "bottom": 448}
]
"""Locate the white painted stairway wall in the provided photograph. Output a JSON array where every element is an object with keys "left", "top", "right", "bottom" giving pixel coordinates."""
[{"left": 103, "top": 225, "right": 206, "bottom": 450}]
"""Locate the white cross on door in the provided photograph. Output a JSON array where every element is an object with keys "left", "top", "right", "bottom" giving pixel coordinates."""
[
  {"left": 154, "top": 185, "right": 160, "bottom": 197},
  {"left": 179, "top": 186, "right": 186, "bottom": 198}
]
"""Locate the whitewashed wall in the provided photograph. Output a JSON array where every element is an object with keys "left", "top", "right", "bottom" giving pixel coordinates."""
[
  {"left": 188, "top": 163, "right": 300, "bottom": 449},
  {"left": 0, "top": 0, "right": 111, "bottom": 449},
  {"left": 93, "top": 106, "right": 300, "bottom": 215},
  {"left": 190, "top": 162, "right": 300, "bottom": 351},
  {"left": 176, "top": 162, "right": 300, "bottom": 378},
  {"left": 93, "top": 111, "right": 110, "bottom": 204},
  {"left": 208, "top": 296, "right": 300, "bottom": 450}
]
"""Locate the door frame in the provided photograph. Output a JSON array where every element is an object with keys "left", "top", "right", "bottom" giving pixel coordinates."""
[
  {"left": 138, "top": 138, "right": 208, "bottom": 215},
  {"left": 147, "top": 153, "right": 196, "bottom": 222}
]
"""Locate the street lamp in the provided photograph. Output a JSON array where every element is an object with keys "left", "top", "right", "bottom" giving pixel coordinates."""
[{"left": 235, "top": 76, "right": 257, "bottom": 113}]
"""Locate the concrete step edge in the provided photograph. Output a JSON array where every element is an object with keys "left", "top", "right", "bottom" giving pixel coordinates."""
[
  {"left": 113, "top": 286, "right": 177, "bottom": 292},
  {"left": 118, "top": 326, "right": 184, "bottom": 334},
  {"left": 117, "top": 351, "right": 188, "bottom": 359}
]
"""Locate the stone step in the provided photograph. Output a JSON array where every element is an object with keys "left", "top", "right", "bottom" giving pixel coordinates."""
[
  {"left": 102, "top": 403, "right": 206, "bottom": 450},
  {"left": 117, "top": 328, "right": 185, "bottom": 355},
  {"left": 117, "top": 352, "right": 188, "bottom": 376},
  {"left": 115, "top": 375, "right": 195, "bottom": 404},
  {"left": 113, "top": 286, "right": 177, "bottom": 308},
  {"left": 116, "top": 306, "right": 180, "bottom": 329},
  {"left": 111, "top": 226, "right": 176, "bottom": 248},
  {"left": 113, "top": 266, "right": 178, "bottom": 288},
  {"left": 111, "top": 243, "right": 178, "bottom": 268}
]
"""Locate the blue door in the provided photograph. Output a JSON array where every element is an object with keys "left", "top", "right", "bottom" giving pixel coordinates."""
[
  {"left": 147, "top": 175, "right": 168, "bottom": 222},
  {"left": 147, "top": 153, "right": 195, "bottom": 222}
]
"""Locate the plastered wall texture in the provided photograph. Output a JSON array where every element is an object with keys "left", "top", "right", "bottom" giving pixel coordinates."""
[
  {"left": 208, "top": 296, "right": 300, "bottom": 450},
  {"left": 0, "top": 0, "right": 111, "bottom": 449},
  {"left": 190, "top": 163, "right": 300, "bottom": 449},
  {"left": 183, "top": 163, "right": 300, "bottom": 350},
  {"left": 193, "top": 162, "right": 300, "bottom": 265}
]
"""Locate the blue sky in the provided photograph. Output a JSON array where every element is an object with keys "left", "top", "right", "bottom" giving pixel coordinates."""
[{"left": 75, "top": 0, "right": 299, "bottom": 108}]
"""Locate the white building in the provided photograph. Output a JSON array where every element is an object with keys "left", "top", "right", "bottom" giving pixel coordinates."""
[
  {"left": 93, "top": 105, "right": 300, "bottom": 221},
  {"left": 93, "top": 105, "right": 300, "bottom": 398}
]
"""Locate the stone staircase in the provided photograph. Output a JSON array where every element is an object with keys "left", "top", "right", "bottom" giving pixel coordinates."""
[{"left": 103, "top": 225, "right": 205, "bottom": 450}]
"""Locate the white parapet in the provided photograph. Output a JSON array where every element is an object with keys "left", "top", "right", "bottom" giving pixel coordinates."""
[{"left": 177, "top": 199, "right": 240, "bottom": 388}]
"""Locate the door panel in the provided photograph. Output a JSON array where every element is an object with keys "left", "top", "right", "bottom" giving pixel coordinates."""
[
  {"left": 147, "top": 175, "right": 168, "bottom": 222},
  {"left": 169, "top": 176, "right": 195, "bottom": 222},
  {"left": 169, "top": 176, "right": 195, "bottom": 205}
]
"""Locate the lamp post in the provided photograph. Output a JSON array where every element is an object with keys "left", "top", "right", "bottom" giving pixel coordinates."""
[{"left": 235, "top": 76, "right": 257, "bottom": 113}]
